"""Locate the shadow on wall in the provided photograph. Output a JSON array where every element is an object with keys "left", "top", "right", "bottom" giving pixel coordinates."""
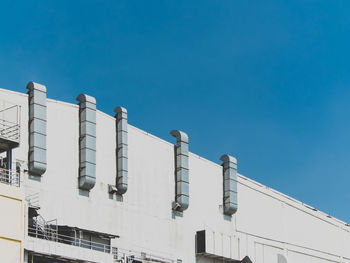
[{"left": 195, "top": 255, "right": 253, "bottom": 263}]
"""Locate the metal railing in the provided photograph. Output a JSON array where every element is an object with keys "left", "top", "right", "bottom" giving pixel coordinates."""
[
  {"left": 32, "top": 216, "right": 58, "bottom": 241},
  {"left": 0, "top": 105, "right": 20, "bottom": 143},
  {"left": 112, "top": 247, "right": 175, "bottom": 263},
  {"left": 0, "top": 168, "right": 20, "bottom": 187},
  {"left": 0, "top": 121, "right": 20, "bottom": 142},
  {"left": 28, "top": 225, "right": 175, "bottom": 262},
  {"left": 28, "top": 226, "right": 112, "bottom": 253}
]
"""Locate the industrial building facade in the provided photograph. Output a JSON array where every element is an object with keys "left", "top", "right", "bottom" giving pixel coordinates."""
[{"left": 0, "top": 82, "right": 349, "bottom": 263}]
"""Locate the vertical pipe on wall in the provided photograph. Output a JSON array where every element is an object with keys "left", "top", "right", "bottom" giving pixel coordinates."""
[
  {"left": 170, "top": 130, "right": 189, "bottom": 212},
  {"left": 76, "top": 94, "right": 96, "bottom": 191},
  {"left": 114, "top": 106, "right": 128, "bottom": 194},
  {"left": 220, "top": 154, "right": 238, "bottom": 216},
  {"left": 26, "top": 82, "right": 47, "bottom": 176},
  {"left": 6, "top": 150, "right": 12, "bottom": 170}
]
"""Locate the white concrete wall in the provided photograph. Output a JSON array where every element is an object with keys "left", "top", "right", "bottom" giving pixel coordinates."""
[
  {"left": 24, "top": 236, "right": 115, "bottom": 263},
  {"left": 0, "top": 87, "right": 349, "bottom": 263}
]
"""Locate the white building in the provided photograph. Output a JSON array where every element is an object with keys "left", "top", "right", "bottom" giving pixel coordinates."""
[{"left": 0, "top": 82, "right": 349, "bottom": 263}]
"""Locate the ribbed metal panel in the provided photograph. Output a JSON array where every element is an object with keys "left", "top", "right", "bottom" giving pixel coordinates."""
[
  {"left": 170, "top": 130, "right": 189, "bottom": 212},
  {"left": 76, "top": 94, "right": 96, "bottom": 191},
  {"left": 220, "top": 154, "right": 238, "bottom": 216},
  {"left": 27, "top": 81, "right": 47, "bottom": 176},
  {"left": 114, "top": 106, "right": 128, "bottom": 194}
]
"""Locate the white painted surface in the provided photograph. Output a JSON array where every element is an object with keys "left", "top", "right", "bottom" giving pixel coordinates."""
[
  {"left": 0, "top": 87, "right": 349, "bottom": 263},
  {"left": 0, "top": 179, "right": 24, "bottom": 263},
  {"left": 23, "top": 236, "right": 114, "bottom": 263}
]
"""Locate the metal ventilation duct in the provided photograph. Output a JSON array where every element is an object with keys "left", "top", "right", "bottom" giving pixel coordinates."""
[
  {"left": 277, "top": 254, "right": 287, "bottom": 263},
  {"left": 196, "top": 230, "right": 251, "bottom": 262},
  {"left": 220, "top": 154, "right": 238, "bottom": 216},
  {"left": 170, "top": 130, "right": 189, "bottom": 212},
  {"left": 76, "top": 94, "right": 96, "bottom": 191},
  {"left": 114, "top": 106, "right": 128, "bottom": 194},
  {"left": 27, "top": 81, "right": 47, "bottom": 176}
]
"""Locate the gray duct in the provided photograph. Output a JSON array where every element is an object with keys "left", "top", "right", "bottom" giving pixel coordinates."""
[
  {"left": 27, "top": 81, "right": 47, "bottom": 176},
  {"left": 76, "top": 94, "right": 96, "bottom": 191},
  {"left": 114, "top": 106, "right": 128, "bottom": 194},
  {"left": 170, "top": 130, "right": 189, "bottom": 212},
  {"left": 220, "top": 154, "right": 238, "bottom": 216},
  {"left": 277, "top": 254, "right": 287, "bottom": 263}
]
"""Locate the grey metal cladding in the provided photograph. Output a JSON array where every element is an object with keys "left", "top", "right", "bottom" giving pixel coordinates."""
[
  {"left": 177, "top": 195, "right": 189, "bottom": 210},
  {"left": 114, "top": 106, "right": 128, "bottom": 195},
  {"left": 170, "top": 129, "right": 189, "bottom": 212},
  {"left": 220, "top": 154, "right": 238, "bottom": 216},
  {"left": 177, "top": 169, "right": 189, "bottom": 183},
  {"left": 26, "top": 81, "right": 47, "bottom": 176},
  {"left": 277, "top": 254, "right": 287, "bottom": 263},
  {"left": 76, "top": 93, "right": 96, "bottom": 191}
]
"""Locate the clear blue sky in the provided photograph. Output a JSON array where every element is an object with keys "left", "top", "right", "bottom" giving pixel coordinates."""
[{"left": 1, "top": 1, "right": 350, "bottom": 221}]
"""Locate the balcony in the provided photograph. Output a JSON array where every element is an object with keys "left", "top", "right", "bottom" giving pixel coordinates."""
[
  {"left": 0, "top": 168, "right": 20, "bottom": 187},
  {"left": 26, "top": 218, "right": 116, "bottom": 263},
  {"left": 26, "top": 208, "right": 176, "bottom": 262},
  {"left": 27, "top": 223, "right": 175, "bottom": 263},
  {"left": 28, "top": 227, "right": 113, "bottom": 253},
  {"left": 0, "top": 104, "right": 20, "bottom": 152}
]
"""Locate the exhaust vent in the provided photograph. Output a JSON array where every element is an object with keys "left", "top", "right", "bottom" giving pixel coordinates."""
[
  {"left": 27, "top": 81, "right": 47, "bottom": 176},
  {"left": 170, "top": 130, "right": 189, "bottom": 212},
  {"left": 76, "top": 94, "right": 96, "bottom": 191},
  {"left": 114, "top": 106, "right": 128, "bottom": 194},
  {"left": 220, "top": 154, "right": 238, "bottom": 216}
]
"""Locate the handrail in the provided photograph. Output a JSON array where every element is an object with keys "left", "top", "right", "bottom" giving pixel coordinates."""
[
  {"left": 0, "top": 120, "right": 18, "bottom": 127},
  {"left": 0, "top": 121, "right": 20, "bottom": 142},
  {"left": 28, "top": 227, "right": 111, "bottom": 253},
  {"left": 0, "top": 168, "right": 20, "bottom": 187},
  {"left": 113, "top": 247, "right": 175, "bottom": 263},
  {"left": 0, "top": 105, "right": 18, "bottom": 114},
  {"left": 1, "top": 127, "right": 19, "bottom": 135},
  {"left": 0, "top": 104, "right": 20, "bottom": 143},
  {"left": 27, "top": 226, "right": 175, "bottom": 262}
]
